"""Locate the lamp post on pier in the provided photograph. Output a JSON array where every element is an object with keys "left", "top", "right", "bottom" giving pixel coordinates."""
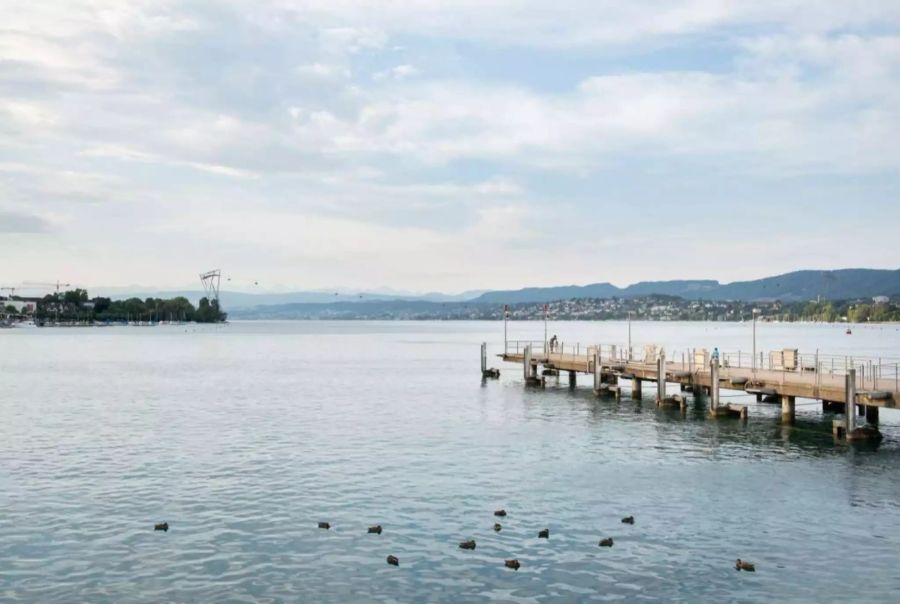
[
  {"left": 627, "top": 311, "right": 633, "bottom": 361},
  {"left": 503, "top": 304, "right": 509, "bottom": 354},
  {"left": 543, "top": 303, "right": 549, "bottom": 353},
  {"left": 752, "top": 308, "right": 760, "bottom": 373}
]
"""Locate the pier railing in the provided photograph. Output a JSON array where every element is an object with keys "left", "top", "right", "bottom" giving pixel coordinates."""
[{"left": 503, "top": 340, "right": 900, "bottom": 392}]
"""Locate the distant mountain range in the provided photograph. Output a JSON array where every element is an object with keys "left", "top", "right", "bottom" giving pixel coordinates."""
[
  {"left": 103, "top": 289, "right": 486, "bottom": 308},
  {"left": 472, "top": 269, "right": 900, "bottom": 304},
  {"left": 106, "top": 269, "right": 900, "bottom": 314}
]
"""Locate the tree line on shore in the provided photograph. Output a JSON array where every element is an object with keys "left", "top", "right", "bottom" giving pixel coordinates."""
[
  {"left": 30, "top": 289, "right": 226, "bottom": 323},
  {"left": 792, "top": 300, "right": 900, "bottom": 323}
]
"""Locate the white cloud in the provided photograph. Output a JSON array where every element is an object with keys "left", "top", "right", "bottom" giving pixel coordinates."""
[
  {"left": 149, "top": 201, "right": 548, "bottom": 289},
  {"left": 320, "top": 26, "right": 388, "bottom": 53},
  {"left": 1, "top": 1, "right": 899, "bottom": 289},
  {"left": 0, "top": 100, "right": 59, "bottom": 128},
  {"left": 279, "top": 38, "right": 900, "bottom": 174},
  {"left": 79, "top": 145, "right": 260, "bottom": 180},
  {"left": 272, "top": 0, "right": 900, "bottom": 47},
  {"left": 373, "top": 64, "right": 418, "bottom": 81},
  {"left": 0, "top": 210, "right": 53, "bottom": 233},
  {"left": 296, "top": 63, "right": 351, "bottom": 80}
]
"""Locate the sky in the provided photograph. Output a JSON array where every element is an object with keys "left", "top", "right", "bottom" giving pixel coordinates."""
[{"left": 2, "top": 0, "right": 900, "bottom": 295}]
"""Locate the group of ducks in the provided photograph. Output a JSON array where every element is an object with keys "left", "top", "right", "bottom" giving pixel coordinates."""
[
  {"left": 154, "top": 514, "right": 755, "bottom": 573},
  {"left": 317, "top": 508, "right": 625, "bottom": 570}
]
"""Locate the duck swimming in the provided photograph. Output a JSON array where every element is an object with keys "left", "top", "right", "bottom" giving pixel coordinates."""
[
  {"left": 494, "top": 523, "right": 502, "bottom": 532},
  {"left": 459, "top": 540, "right": 476, "bottom": 550},
  {"left": 387, "top": 555, "right": 399, "bottom": 566},
  {"left": 504, "top": 559, "right": 521, "bottom": 570},
  {"left": 494, "top": 509, "right": 507, "bottom": 517},
  {"left": 599, "top": 538, "right": 614, "bottom": 547},
  {"left": 318, "top": 522, "right": 330, "bottom": 530},
  {"left": 538, "top": 528, "right": 549, "bottom": 539},
  {"left": 621, "top": 516, "right": 634, "bottom": 524},
  {"left": 368, "top": 525, "right": 382, "bottom": 534},
  {"left": 735, "top": 559, "right": 755, "bottom": 572},
  {"left": 154, "top": 522, "right": 168, "bottom": 532}
]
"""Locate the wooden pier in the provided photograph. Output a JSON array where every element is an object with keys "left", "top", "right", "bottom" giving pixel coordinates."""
[{"left": 486, "top": 340, "right": 899, "bottom": 441}]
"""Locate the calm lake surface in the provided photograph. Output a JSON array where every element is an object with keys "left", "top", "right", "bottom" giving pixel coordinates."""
[{"left": 2, "top": 320, "right": 900, "bottom": 603}]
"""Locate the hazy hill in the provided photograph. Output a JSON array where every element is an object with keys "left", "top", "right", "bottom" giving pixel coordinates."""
[
  {"left": 473, "top": 282, "right": 620, "bottom": 304},
  {"left": 104, "top": 289, "right": 485, "bottom": 308},
  {"left": 103, "top": 269, "right": 900, "bottom": 311},
  {"left": 472, "top": 269, "right": 900, "bottom": 304}
]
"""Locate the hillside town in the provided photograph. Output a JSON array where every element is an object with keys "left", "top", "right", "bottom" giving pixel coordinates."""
[{"left": 230, "top": 294, "right": 900, "bottom": 322}]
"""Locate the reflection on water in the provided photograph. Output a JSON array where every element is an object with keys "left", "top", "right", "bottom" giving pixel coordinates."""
[{"left": 1, "top": 320, "right": 899, "bottom": 602}]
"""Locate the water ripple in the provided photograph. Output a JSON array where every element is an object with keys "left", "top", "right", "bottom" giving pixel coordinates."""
[{"left": 2, "top": 321, "right": 900, "bottom": 602}]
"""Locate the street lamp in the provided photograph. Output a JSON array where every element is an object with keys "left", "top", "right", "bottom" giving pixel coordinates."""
[
  {"left": 752, "top": 308, "right": 760, "bottom": 372},
  {"left": 627, "top": 311, "right": 633, "bottom": 361},
  {"left": 543, "top": 303, "right": 549, "bottom": 352},
  {"left": 503, "top": 304, "right": 509, "bottom": 353}
]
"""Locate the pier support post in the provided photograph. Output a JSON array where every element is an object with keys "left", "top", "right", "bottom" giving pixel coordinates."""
[
  {"left": 593, "top": 351, "right": 601, "bottom": 393},
  {"left": 524, "top": 344, "right": 541, "bottom": 386},
  {"left": 569, "top": 370, "right": 576, "bottom": 388},
  {"left": 632, "top": 378, "right": 642, "bottom": 399},
  {"left": 481, "top": 342, "right": 487, "bottom": 374},
  {"left": 756, "top": 393, "right": 763, "bottom": 402},
  {"left": 781, "top": 395, "right": 796, "bottom": 423},
  {"left": 835, "top": 370, "right": 883, "bottom": 442},
  {"left": 846, "top": 370, "right": 856, "bottom": 433},
  {"left": 865, "top": 405, "right": 879, "bottom": 426},
  {"left": 656, "top": 349, "right": 666, "bottom": 404},
  {"left": 523, "top": 344, "right": 530, "bottom": 380}
]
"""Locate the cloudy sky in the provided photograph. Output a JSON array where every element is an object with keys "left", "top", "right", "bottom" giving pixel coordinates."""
[{"left": 2, "top": 1, "right": 899, "bottom": 294}]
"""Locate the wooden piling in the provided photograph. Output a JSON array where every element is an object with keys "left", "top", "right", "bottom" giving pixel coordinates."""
[
  {"left": 656, "top": 349, "right": 666, "bottom": 404},
  {"left": 781, "top": 395, "right": 795, "bottom": 423},
  {"left": 632, "top": 378, "right": 642, "bottom": 399},
  {"left": 846, "top": 370, "right": 856, "bottom": 433},
  {"left": 866, "top": 405, "right": 879, "bottom": 426},
  {"left": 523, "top": 344, "right": 531, "bottom": 381}
]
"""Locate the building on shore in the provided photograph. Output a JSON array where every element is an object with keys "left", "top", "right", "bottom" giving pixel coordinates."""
[{"left": 0, "top": 296, "right": 40, "bottom": 315}]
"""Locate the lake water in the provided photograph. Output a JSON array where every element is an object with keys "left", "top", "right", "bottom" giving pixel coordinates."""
[{"left": 2, "top": 320, "right": 900, "bottom": 603}]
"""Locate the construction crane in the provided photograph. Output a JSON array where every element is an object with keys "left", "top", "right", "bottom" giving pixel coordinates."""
[
  {"left": 21, "top": 281, "right": 73, "bottom": 323},
  {"left": 21, "top": 281, "right": 73, "bottom": 294}
]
